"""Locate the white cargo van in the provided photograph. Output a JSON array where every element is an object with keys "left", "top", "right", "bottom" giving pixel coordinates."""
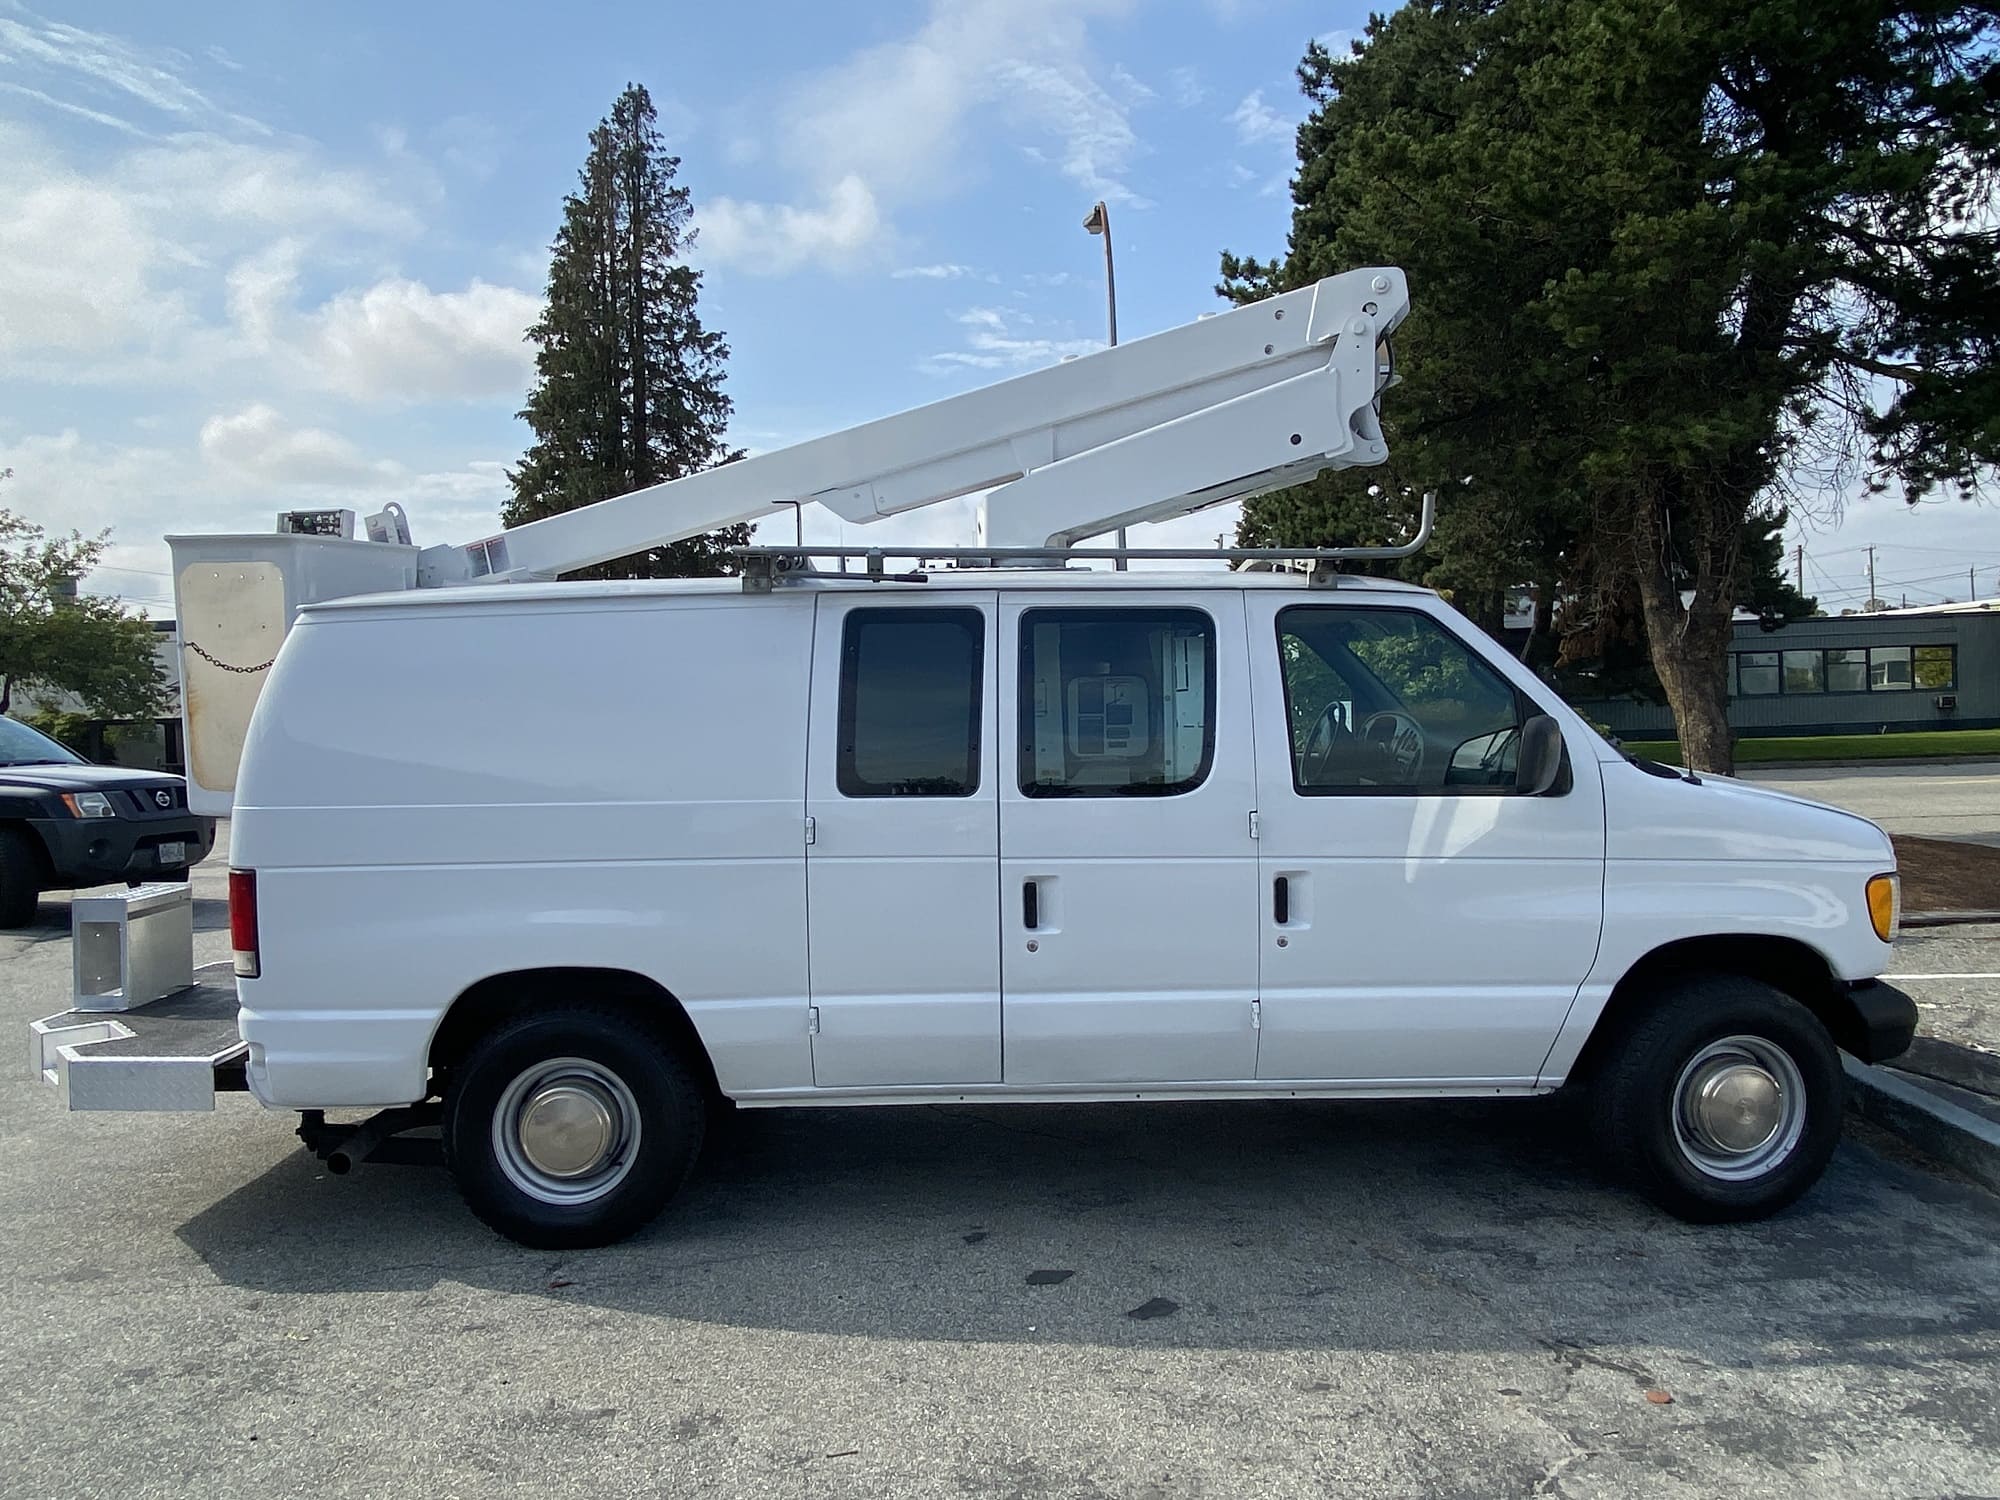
[
  {"left": 215, "top": 566, "right": 1912, "bottom": 1247},
  {"left": 29, "top": 268, "right": 1914, "bottom": 1247}
]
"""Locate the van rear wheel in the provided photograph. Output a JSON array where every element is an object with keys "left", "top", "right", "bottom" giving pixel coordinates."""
[
  {"left": 443, "top": 1007, "right": 705, "bottom": 1248},
  {"left": 1591, "top": 975, "right": 1842, "bottom": 1223}
]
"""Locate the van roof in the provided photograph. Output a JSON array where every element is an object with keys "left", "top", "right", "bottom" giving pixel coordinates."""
[{"left": 303, "top": 568, "right": 1438, "bottom": 616}]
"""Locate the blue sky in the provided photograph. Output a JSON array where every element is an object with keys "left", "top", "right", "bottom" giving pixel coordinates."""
[{"left": 1, "top": 0, "right": 1992, "bottom": 615}]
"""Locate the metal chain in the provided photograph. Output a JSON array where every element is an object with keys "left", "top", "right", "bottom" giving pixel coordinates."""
[{"left": 185, "top": 639, "right": 275, "bottom": 675}]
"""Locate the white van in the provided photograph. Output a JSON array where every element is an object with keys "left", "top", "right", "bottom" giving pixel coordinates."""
[{"left": 222, "top": 566, "right": 1914, "bottom": 1247}]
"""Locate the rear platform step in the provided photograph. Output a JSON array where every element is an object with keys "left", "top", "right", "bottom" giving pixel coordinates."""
[{"left": 31, "top": 973, "right": 247, "bottom": 1112}]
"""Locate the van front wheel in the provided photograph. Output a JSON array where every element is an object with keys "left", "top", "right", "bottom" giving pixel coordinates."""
[
  {"left": 1592, "top": 976, "right": 1842, "bottom": 1223},
  {"left": 443, "top": 1008, "right": 706, "bottom": 1248}
]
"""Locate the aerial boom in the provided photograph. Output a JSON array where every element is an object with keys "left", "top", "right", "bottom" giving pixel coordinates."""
[{"left": 420, "top": 267, "right": 1407, "bottom": 585}]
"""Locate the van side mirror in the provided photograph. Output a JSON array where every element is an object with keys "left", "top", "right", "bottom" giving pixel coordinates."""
[{"left": 1516, "top": 715, "right": 1565, "bottom": 796}]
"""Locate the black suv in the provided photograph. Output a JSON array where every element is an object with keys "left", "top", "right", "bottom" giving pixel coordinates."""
[{"left": 0, "top": 716, "right": 216, "bottom": 927}]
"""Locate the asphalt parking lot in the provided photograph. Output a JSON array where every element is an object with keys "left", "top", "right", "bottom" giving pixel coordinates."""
[{"left": 4, "top": 823, "right": 2000, "bottom": 1498}]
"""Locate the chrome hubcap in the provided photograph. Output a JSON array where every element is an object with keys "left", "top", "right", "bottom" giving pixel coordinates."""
[
  {"left": 492, "top": 1058, "right": 641, "bottom": 1205},
  {"left": 1672, "top": 1035, "right": 1806, "bottom": 1182},
  {"left": 518, "top": 1082, "right": 617, "bottom": 1178}
]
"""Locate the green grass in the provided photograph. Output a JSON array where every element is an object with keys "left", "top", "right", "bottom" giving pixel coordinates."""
[{"left": 1620, "top": 727, "right": 2000, "bottom": 765}]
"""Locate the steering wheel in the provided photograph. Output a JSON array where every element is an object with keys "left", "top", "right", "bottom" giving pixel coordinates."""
[
  {"left": 1358, "top": 710, "right": 1426, "bottom": 785},
  {"left": 1299, "top": 699, "right": 1352, "bottom": 785}
]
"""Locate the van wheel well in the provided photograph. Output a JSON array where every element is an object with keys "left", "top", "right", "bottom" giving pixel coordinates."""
[
  {"left": 426, "top": 967, "right": 721, "bottom": 1103},
  {"left": 1568, "top": 935, "right": 1852, "bottom": 1086}
]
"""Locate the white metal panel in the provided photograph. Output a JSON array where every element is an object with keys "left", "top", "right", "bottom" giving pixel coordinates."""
[
  {"left": 231, "top": 593, "right": 815, "bottom": 1106},
  {"left": 804, "top": 593, "right": 1002, "bottom": 1087},
  {"left": 998, "top": 589, "right": 1259, "bottom": 1085},
  {"left": 1244, "top": 592, "right": 1607, "bottom": 1085},
  {"left": 1535, "top": 762, "right": 1898, "bottom": 1084}
]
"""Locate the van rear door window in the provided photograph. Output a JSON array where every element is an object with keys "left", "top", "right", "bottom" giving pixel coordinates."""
[{"left": 837, "top": 609, "right": 984, "bottom": 796}]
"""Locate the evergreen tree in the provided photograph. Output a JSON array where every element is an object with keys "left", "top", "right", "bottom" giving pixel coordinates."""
[
  {"left": 505, "top": 84, "right": 747, "bottom": 577},
  {"left": 1224, "top": 2, "right": 1998, "bottom": 773}
]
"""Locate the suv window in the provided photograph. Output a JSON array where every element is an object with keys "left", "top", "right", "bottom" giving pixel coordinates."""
[
  {"left": 1019, "top": 607, "right": 1214, "bottom": 797},
  {"left": 1276, "top": 607, "right": 1526, "bottom": 793},
  {"left": 837, "top": 609, "right": 984, "bottom": 796},
  {"left": 0, "top": 715, "right": 84, "bottom": 767}
]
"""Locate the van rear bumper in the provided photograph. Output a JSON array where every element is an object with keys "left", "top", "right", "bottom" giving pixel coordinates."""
[
  {"left": 1832, "top": 979, "right": 1918, "bottom": 1065},
  {"left": 237, "top": 1005, "right": 436, "bottom": 1108}
]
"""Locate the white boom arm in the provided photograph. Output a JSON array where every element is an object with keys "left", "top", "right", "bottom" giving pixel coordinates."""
[{"left": 420, "top": 267, "right": 1408, "bottom": 586}]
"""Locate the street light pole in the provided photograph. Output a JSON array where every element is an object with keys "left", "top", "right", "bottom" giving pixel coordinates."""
[{"left": 1083, "top": 200, "right": 1125, "bottom": 568}]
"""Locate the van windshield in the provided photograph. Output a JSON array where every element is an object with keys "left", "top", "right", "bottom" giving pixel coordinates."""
[{"left": 0, "top": 716, "right": 85, "bottom": 767}]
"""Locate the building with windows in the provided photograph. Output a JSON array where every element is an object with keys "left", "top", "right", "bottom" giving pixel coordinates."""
[{"left": 1585, "top": 601, "right": 1998, "bottom": 740}]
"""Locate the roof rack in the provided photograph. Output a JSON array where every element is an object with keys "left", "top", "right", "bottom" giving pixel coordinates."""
[{"left": 733, "top": 492, "right": 1433, "bottom": 591}]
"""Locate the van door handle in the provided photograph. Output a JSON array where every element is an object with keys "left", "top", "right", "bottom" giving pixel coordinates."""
[
  {"left": 1273, "top": 875, "right": 1290, "bottom": 926},
  {"left": 1023, "top": 880, "right": 1040, "bottom": 930}
]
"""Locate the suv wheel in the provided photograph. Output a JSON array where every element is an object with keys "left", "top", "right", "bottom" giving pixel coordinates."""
[
  {"left": 442, "top": 1006, "right": 706, "bottom": 1248},
  {"left": 1591, "top": 975, "right": 1842, "bottom": 1222},
  {"left": 0, "top": 827, "right": 41, "bottom": 928}
]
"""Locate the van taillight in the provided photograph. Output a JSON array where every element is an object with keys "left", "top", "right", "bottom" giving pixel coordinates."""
[{"left": 229, "top": 869, "right": 260, "bottom": 978}]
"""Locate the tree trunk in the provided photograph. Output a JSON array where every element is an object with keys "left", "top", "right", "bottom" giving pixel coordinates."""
[
  {"left": 1630, "top": 497, "right": 1738, "bottom": 775},
  {"left": 0, "top": 675, "right": 11, "bottom": 716}
]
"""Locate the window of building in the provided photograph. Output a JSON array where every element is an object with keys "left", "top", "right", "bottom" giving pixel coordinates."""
[
  {"left": 837, "top": 609, "right": 983, "bottom": 796},
  {"left": 1914, "top": 645, "right": 1956, "bottom": 691},
  {"left": 1825, "top": 648, "right": 1868, "bottom": 693},
  {"left": 1737, "top": 651, "right": 1780, "bottom": 696},
  {"left": 1018, "top": 608, "right": 1214, "bottom": 797},
  {"left": 1782, "top": 650, "right": 1824, "bottom": 694},
  {"left": 1275, "top": 607, "right": 1527, "bottom": 793},
  {"left": 1869, "top": 646, "right": 1912, "bottom": 691}
]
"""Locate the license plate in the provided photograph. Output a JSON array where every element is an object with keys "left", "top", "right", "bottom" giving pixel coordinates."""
[{"left": 157, "top": 842, "right": 186, "bottom": 866}]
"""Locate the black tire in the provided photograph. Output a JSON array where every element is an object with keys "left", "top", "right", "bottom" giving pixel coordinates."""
[
  {"left": 1590, "top": 974, "right": 1842, "bottom": 1223},
  {"left": 442, "top": 1006, "right": 706, "bottom": 1249},
  {"left": 0, "top": 827, "right": 41, "bottom": 928}
]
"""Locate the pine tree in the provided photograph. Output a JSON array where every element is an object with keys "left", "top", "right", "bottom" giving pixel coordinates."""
[
  {"left": 505, "top": 84, "right": 747, "bottom": 577},
  {"left": 1224, "top": 2, "right": 1998, "bottom": 773}
]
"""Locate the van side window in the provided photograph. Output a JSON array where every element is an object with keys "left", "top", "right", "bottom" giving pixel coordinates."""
[
  {"left": 1276, "top": 606, "right": 1527, "bottom": 794},
  {"left": 838, "top": 609, "right": 984, "bottom": 797},
  {"left": 1018, "top": 608, "right": 1215, "bottom": 797}
]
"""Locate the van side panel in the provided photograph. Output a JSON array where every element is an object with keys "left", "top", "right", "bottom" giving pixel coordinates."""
[{"left": 231, "top": 594, "right": 814, "bottom": 1107}]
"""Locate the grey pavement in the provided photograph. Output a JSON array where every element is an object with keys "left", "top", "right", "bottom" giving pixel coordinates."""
[
  {"left": 1747, "top": 759, "right": 2000, "bottom": 847},
  {"left": 1887, "top": 923, "right": 2000, "bottom": 1057},
  {"left": 5, "top": 837, "right": 2000, "bottom": 1496}
]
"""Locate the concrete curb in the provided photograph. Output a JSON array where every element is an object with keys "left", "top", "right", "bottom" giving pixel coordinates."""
[
  {"left": 1902, "top": 909, "right": 2000, "bottom": 928},
  {"left": 1844, "top": 1053, "right": 2000, "bottom": 1194}
]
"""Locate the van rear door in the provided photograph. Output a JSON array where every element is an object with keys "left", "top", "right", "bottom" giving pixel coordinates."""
[{"left": 805, "top": 594, "right": 1001, "bottom": 1087}]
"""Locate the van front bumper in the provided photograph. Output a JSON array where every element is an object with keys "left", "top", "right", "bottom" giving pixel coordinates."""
[{"left": 1834, "top": 979, "right": 1919, "bottom": 1065}]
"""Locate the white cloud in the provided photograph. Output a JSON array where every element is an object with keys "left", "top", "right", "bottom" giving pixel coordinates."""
[
  {"left": 0, "top": 8, "right": 265, "bottom": 135},
  {"left": 199, "top": 404, "right": 400, "bottom": 488},
  {"left": 922, "top": 305, "right": 1100, "bottom": 374},
  {"left": 696, "top": 175, "right": 883, "bottom": 277},
  {"left": 700, "top": 0, "right": 1143, "bottom": 275},
  {"left": 304, "top": 278, "right": 540, "bottom": 402},
  {"left": 0, "top": 170, "right": 176, "bottom": 353},
  {"left": 1230, "top": 89, "right": 1294, "bottom": 147},
  {"left": 1166, "top": 67, "right": 1208, "bottom": 108},
  {"left": 894, "top": 263, "right": 979, "bottom": 280}
]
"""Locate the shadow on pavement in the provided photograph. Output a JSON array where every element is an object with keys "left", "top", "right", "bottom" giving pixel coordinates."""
[{"left": 174, "top": 1095, "right": 2000, "bottom": 1358}]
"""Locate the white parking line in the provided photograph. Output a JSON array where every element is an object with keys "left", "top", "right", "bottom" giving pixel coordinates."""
[{"left": 1890, "top": 973, "right": 2000, "bottom": 981}]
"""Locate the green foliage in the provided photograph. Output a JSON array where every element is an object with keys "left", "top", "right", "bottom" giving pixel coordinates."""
[
  {"left": 0, "top": 505, "right": 167, "bottom": 720},
  {"left": 1623, "top": 729, "right": 2000, "bottom": 764},
  {"left": 506, "top": 84, "right": 748, "bottom": 578},
  {"left": 1224, "top": 0, "right": 1999, "bottom": 772}
]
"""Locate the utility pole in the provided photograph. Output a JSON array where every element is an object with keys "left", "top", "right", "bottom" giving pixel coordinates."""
[
  {"left": 1794, "top": 543, "right": 1803, "bottom": 594},
  {"left": 1083, "top": 200, "right": 1124, "bottom": 569},
  {"left": 1867, "top": 546, "right": 1877, "bottom": 611},
  {"left": 1971, "top": 565, "right": 1977, "bottom": 602}
]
